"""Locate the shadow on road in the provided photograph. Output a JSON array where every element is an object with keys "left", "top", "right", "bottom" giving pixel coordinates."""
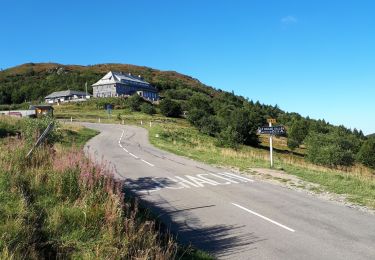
[{"left": 123, "top": 176, "right": 266, "bottom": 257}]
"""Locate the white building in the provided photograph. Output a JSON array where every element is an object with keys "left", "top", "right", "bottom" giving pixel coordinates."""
[{"left": 45, "top": 90, "right": 91, "bottom": 104}]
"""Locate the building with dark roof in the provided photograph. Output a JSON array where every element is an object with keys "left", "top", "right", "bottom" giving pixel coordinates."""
[
  {"left": 45, "top": 90, "right": 90, "bottom": 104},
  {"left": 30, "top": 105, "right": 54, "bottom": 117},
  {"left": 92, "top": 71, "right": 159, "bottom": 100}
]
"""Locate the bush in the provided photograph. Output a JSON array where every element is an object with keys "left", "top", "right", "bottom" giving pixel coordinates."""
[
  {"left": 140, "top": 103, "right": 156, "bottom": 115},
  {"left": 229, "top": 109, "right": 260, "bottom": 147},
  {"left": 216, "top": 126, "right": 243, "bottom": 149},
  {"left": 287, "top": 119, "right": 309, "bottom": 150},
  {"left": 0, "top": 118, "right": 21, "bottom": 138},
  {"left": 305, "top": 131, "right": 358, "bottom": 167},
  {"left": 21, "top": 116, "right": 61, "bottom": 146},
  {"left": 159, "top": 98, "right": 182, "bottom": 118},
  {"left": 357, "top": 138, "right": 375, "bottom": 169},
  {"left": 127, "top": 94, "right": 143, "bottom": 111}
]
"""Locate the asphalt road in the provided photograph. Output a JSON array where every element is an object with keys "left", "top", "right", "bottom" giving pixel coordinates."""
[{"left": 83, "top": 123, "right": 375, "bottom": 260}]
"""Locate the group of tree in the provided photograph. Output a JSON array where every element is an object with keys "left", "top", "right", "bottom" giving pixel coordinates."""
[{"left": 2, "top": 63, "right": 374, "bottom": 169}]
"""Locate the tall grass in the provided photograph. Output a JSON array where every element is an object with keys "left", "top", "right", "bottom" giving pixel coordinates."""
[
  {"left": 148, "top": 122, "right": 375, "bottom": 208},
  {"left": 0, "top": 138, "right": 177, "bottom": 259}
]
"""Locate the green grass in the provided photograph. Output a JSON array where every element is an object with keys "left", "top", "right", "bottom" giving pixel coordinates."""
[
  {"left": 0, "top": 119, "right": 179, "bottom": 259},
  {"left": 283, "top": 165, "right": 375, "bottom": 208},
  {"left": 0, "top": 115, "right": 214, "bottom": 259},
  {"left": 59, "top": 125, "right": 99, "bottom": 148},
  {"left": 147, "top": 121, "right": 375, "bottom": 209},
  {"left": 53, "top": 103, "right": 375, "bottom": 209}
]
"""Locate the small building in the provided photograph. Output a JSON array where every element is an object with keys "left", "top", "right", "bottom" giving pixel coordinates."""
[
  {"left": 45, "top": 90, "right": 91, "bottom": 104},
  {"left": 92, "top": 71, "right": 159, "bottom": 101},
  {"left": 0, "top": 110, "right": 35, "bottom": 118},
  {"left": 30, "top": 105, "right": 54, "bottom": 117}
]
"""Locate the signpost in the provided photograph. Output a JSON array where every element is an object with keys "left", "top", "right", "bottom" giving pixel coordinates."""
[{"left": 258, "top": 119, "right": 286, "bottom": 168}]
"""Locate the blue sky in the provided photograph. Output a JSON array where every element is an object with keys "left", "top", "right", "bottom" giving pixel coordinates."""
[{"left": 1, "top": 0, "right": 374, "bottom": 134}]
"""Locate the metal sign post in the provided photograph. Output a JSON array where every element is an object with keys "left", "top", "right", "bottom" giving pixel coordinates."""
[{"left": 258, "top": 119, "right": 286, "bottom": 168}]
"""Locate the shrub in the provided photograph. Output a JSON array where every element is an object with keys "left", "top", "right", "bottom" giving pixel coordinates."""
[
  {"left": 21, "top": 116, "right": 61, "bottom": 146},
  {"left": 159, "top": 98, "right": 182, "bottom": 117},
  {"left": 357, "top": 138, "right": 375, "bottom": 169},
  {"left": 187, "top": 108, "right": 220, "bottom": 136},
  {"left": 127, "top": 94, "right": 143, "bottom": 111},
  {"left": 305, "top": 131, "right": 358, "bottom": 167},
  {"left": 216, "top": 126, "right": 242, "bottom": 149},
  {"left": 287, "top": 119, "right": 309, "bottom": 150},
  {"left": 140, "top": 103, "right": 156, "bottom": 115},
  {"left": 229, "top": 109, "right": 259, "bottom": 147}
]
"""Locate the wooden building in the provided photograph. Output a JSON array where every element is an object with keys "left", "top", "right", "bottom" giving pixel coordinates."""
[{"left": 30, "top": 105, "right": 54, "bottom": 117}]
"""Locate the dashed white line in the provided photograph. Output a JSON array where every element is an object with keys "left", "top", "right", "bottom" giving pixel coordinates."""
[
  {"left": 118, "top": 129, "right": 155, "bottom": 166},
  {"left": 141, "top": 159, "right": 155, "bottom": 167},
  {"left": 128, "top": 152, "right": 139, "bottom": 159},
  {"left": 231, "top": 203, "right": 296, "bottom": 233}
]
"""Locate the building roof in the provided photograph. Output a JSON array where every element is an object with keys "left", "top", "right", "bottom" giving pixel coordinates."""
[
  {"left": 45, "top": 90, "right": 89, "bottom": 99},
  {"left": 92, "top": 71, "right": 152, "bottom": 87}
]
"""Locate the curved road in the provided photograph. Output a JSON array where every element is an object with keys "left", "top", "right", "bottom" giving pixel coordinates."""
[{"left": 84, "top": 123, "right": 375, "bottom": 259}]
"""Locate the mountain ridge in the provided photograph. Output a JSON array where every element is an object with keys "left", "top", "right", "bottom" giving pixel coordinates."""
[{"left": 0, "top": 62, "right": 214, "bottom": 104}]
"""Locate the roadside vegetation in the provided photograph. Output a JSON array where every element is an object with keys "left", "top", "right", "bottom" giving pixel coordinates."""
[
  {"left": 53, "top": 101, "right": 375, "bottom": 209},
  {"left": 2, "top": 62, "right": 375, "bottom": 209},
  {"left": 0, "top": 116, "right": 213, "bottom": 259},
  {"left": 147, "top": 122, "right": 375, "bottom": 208}
]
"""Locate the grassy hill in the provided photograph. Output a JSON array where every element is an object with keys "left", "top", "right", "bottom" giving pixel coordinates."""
[
  {"left": 1, "top": 62, "right": 371, "bottom": 170},
  {"left": 0, "top": 62, "right": 214, "bottom": 105}
]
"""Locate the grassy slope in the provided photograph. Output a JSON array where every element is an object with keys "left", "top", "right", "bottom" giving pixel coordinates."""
[
  {"left": 0, "top": 62, "right": 215, "bottom": 105},
  {"left": 53, "top": 104, "right": 375, "bottom": 209},
  {"left": 0, "top": 117, "right": 213, "bottom": 260},
  {"left": 148, "top": 122, "right": 375, "bottom": 208}
]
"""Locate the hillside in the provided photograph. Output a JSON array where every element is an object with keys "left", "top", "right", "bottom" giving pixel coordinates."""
[
  {"left": 0, "top": 62, "right": 214, "bottom": 105},
  {"left": 1, "top": 62, "right": 372, "bottom": 170}
]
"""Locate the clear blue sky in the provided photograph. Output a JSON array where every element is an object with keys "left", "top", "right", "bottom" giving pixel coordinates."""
[{"left": 1, "top": 0, "right": 374, "bottom": 134}]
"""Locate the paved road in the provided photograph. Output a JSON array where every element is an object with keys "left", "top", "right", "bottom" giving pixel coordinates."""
[{"left": 84, "top": 123, "right": 375, "bottom": 259}]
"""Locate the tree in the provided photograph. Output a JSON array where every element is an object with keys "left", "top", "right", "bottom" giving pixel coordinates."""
[
  {"left": 159, "top": 98, "right": 182, "bottom": 117},
  {"left": 216, "top": 126, "right": 243, "bottom": 149},
  {"left": 305, "top": 131, "right": 358, "bottom": 167},
  {"left": 287, "top": 119, "right": 309, "bottom": 150},
  {"left": 187, "top": 109, "right": 220, "bottom": 136},
  {"left": 127, "top": 94, "right": 143, "bottom": 111},
  {"left": 356, "top": 138, "right": 375, "bottom": 169}
]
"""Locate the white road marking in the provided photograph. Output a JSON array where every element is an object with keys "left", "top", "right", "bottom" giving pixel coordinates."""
[
  {"left": 141, "top": 159, "right": 154, "bottom": 167},
  {"left": 231, "top": 203, "right": 296, "bottom": 233},
  {"left": 221, "top": 172, "right": 254, "bottom": 182},
  {"left": 133, "top": 173, "right": 254, "bottom": 193},
  {"left": 128, "top": 152, "right": 139, "bottom": 159},
  {"left": 185, "top": 174, "right": 220, "bottom": 187},
  {"left": 118, "top": 129, "right": 154, "bottom": 166}
]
